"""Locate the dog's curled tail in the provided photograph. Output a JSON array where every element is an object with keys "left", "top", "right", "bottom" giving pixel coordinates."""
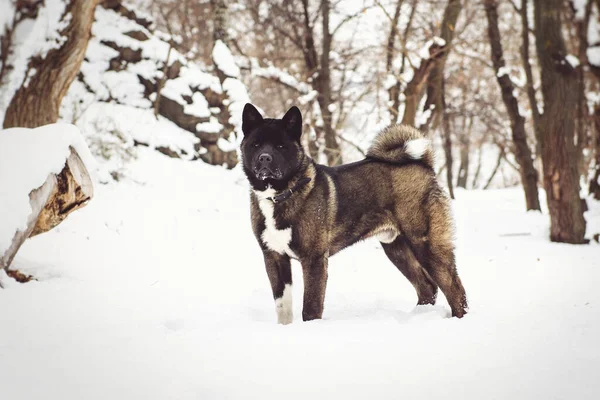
[{"left": 366, "top": 124, "right": 434, "bottom": 169}]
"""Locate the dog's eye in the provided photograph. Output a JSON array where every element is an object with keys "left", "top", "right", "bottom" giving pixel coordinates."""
[
  {"left": 252, "top": 142, "right": 260, "bottom": 148},
  {"left": 276, "top": 144, "right": 285, "bottom": 149}
]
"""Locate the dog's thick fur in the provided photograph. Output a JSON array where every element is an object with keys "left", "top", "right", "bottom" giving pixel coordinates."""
[{"left": 241, "top": 104, "right": 468, "bottom": 324}]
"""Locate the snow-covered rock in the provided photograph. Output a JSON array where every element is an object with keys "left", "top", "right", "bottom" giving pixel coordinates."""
[{"left": 58, "top": 1, "right": 249, "bottom": 174}]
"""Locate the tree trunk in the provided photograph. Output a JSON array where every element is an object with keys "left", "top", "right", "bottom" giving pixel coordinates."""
[
  {"left": 456, "top": 116, "right": 472, "bottom": 189},
  {"left": 298, "top": 0, "right": 340, "bottom": 166},
  {"left": 318, "top": 0, "right": 340, "bottom": 166},
  {"left": 584, "top": 2, "right": 600, "bottom": 199},
  {"left": 389, "top": 0, "right": 417, "bottom": 124},
  {"left": 483, "top": 146, "right": 505, "bottom": 190},
  {"left": 456, "top": 143, "right": 469, "bottom": 189},
  {"left": 421, "top": 0, "right": 462, "bottom": 132},
  {"left": 210, "top": 0, "right": 228, "bottom": 43},
  {"left": 211, "top": 0, "right": 229, "bottom": 86},
  {"left": 471, "top": 147, "right": 484, "bottom": 189},
  {"left": 573, "top": 0, "right": 593, "bottom": 177},
  {"left": 154, "top": 43, "right": 173, "bottom": 118},
  {"left": 417, "top": 0, "right": 462, "bottom": 197},
  {"left": 3, "top": 0, "right": 100, "bottom": 128},
  {"left": 590, "top": 104, "right": 600, "bottom": 199},
  {"left": 207, "top": 0, "right": 239, "bottom": 168},
  {"left": 520, "top": 0, "right": 542, "bottom": 157},
  {"left": 534, "top": 0, "right": 587, "bottom": 243},
  {"left": 484, "top": 0, "right": 541, "bottom": 211},
  {"left": 386, "top": 0, "right": 404, "bottom": 123},
  {"left": 400, "top": 44, "right": 445, "bottom": 127},
  {"left": 441, "top": 82, "right": 455, "bottom": 199}
]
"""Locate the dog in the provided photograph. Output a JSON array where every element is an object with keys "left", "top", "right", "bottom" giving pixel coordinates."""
[{"left": 241, "top": 103, "right": 468, "bottom": 324}]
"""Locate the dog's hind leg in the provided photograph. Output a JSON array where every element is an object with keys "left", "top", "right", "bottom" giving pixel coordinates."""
[
  {"left": 263, "top": 251, "right": 293, "bottom": 324},
  {"left": 420, "top": 245, "right": 468, "bottom": 318},
  {"left": 417, "top": 198, "right": 468, "bottom": 318},
  {"left": 382, "top": 236, "right": 438, "bottom": 306}
]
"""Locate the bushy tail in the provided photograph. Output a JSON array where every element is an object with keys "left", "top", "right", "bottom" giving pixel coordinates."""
[{"left": 366, "top": 124, "right": 434, "bottom": 169}]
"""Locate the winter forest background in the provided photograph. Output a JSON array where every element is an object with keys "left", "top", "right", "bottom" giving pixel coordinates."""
[
  {"left": 1, "top": 0, "right": 600, "bottom": 399},
  {"left": 2, "top": 0, "right": 600, "bottom": 243}
]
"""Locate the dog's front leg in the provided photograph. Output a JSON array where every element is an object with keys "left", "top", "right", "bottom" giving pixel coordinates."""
[
  {"left": 263, "top": 251, "right": 293, "bottom": 324},
  {"left": 301, "top": 254, "right": 328, "bottom": 321}
]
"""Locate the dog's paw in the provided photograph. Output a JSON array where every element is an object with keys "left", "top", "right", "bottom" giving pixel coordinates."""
[{"left": 277, "top": 311, "right": 293, "bottom": 325}]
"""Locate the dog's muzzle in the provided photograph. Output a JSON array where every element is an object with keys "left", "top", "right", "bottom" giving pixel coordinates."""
[{"left": 255, "top": 168, "right": 283, "bottom": 180}]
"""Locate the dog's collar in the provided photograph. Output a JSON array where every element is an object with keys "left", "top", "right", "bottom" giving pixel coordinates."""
[{"left": 267, "top": 177, "right": 311, "bottom": 204}]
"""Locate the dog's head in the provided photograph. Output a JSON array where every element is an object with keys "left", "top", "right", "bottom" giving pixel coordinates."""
[{"left": 241, "top": 103, "right": 306, "bottom": 191}]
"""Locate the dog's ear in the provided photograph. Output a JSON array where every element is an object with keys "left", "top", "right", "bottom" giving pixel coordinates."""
[
  {"left": 242, "top": 103, "right": 264, "bottom": 135},
  {"left": 282, "top": 106, "right": 302, "bottom": 141}
]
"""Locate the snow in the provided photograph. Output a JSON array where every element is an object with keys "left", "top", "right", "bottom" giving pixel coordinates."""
[
  {"left": 298, "top": 89, "right": 319, "bottom": 105},
  {"left": 55, "top": 3, "right": 247, "bottom": 160},
  {"left": 73, "top": 102, "right": 199, "bottom": 164},
  {"left": 93, "top": 7, "right": 174, "bottom": 63},
  {"left": 196, "top": 118, "right": 223, "bottom": 134},
  {"left": 416, "top": 103, "right": 434, "bottom": 128},
  {"left": 0, "top": 1, "right": 15, "bottom": 33},
  {"left": 0, "top": 124, "right": 94, "bottom": 256},
  {"left": 416, "top": 36, "right": 448, "bottom": 66},
  {"left": 589, "top": 4, "right": 600, "bottom": 45},
  {"left": 573, "top": 0, "right": 588, "bottom": 20},
  {"left": 565, "top": 54, "right": 581, "bottom": 68},
  {"left": 57, "top": 3, "right": 228, "bottom": 172},
  {"left": 588, "top": 47, "right": 600, "bottom": 67},
  {"left": 221, "top": 76, "right": 251, "bottom": 136},
  {"left": 383, "top": 74, "right": 397, "bottom": 90},
  {"left": 587, "top": 2, "right": 600, "bottom": 67},
  {"left": 1, "top": 148, "right": 599, "bottom": 399},
  {"left": 432, "top": 36, "right": 446, "bottom": 47},
  {"left": 497, "top": 66, "right": 510, "bottom": 78},
  {"left": 212, "top": 40, "right": 241, "bottom": 79},
  {"left": 250, "top": 59, "right": 311, "bottom": 94}
]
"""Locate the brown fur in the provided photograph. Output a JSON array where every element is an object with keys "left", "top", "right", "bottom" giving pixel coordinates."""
[{"left": 366, "top": 125, "right": 435, "bottom": 169}]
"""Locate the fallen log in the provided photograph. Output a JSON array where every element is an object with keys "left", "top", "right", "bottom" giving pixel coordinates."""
[{"left": 0, "top": 147, "right": 93, "bottom": 272}]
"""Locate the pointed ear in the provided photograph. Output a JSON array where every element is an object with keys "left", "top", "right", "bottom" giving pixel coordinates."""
[
  {"left": 282, "top": 106, "right": 302, "bottom": 141},
  {"left": 242, "top": 103, "right": 264, "bottom": 135}
]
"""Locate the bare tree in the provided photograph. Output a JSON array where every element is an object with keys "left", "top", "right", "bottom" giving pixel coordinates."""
[
  {"left": 519, "top": 0, "right": 542, "bottom": 157},
  {"left": 241, "top": 0, "right": 372, "bottom": 165},
  {"left": 456, "top": 109, "right": 473, "bottom": 188},
  {"left": 420, "top": 0, "right": 463, "bottom": 199},
  {"left": 591, "top": 104, "right": 600, "bottom": 199},
  {"left": 484, "top": 0, "right": 540, "bottom": 211},
  {"left": 316, "top": 0, "right": 339, "bottom": 165},
  {"left": 421, "top": 0, "right": 462, "bottom": 131},
  {"left": 400, "top": 44, "right": 445, "bottom": 127},
  {"left": 589, "top": 0, "right": 600, "bottom": 199},
  {"left": 533, "top": 0, "right": 587, "bottom": 243},
  {"left": 385, "top": 0, "right": 419, "bottom": 123},
  {"left": 3, "top": 0, "right": 101, "bottom": 128}
]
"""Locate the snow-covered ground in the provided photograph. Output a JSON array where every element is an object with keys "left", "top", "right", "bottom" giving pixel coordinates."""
[{"left": 1, "top": 148, "right": 599, "bottom": 400}]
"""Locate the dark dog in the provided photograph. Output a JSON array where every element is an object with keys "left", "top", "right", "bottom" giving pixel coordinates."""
[{"left": 241, "top": 103, "right": 468, "bottom": 324}]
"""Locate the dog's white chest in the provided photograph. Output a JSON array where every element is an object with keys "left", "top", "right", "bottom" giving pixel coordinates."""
[{"left": 256, "top": 191, "right": 296, "bottom": 258}]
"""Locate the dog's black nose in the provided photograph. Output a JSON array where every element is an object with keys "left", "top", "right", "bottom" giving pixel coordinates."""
[{"left": 258, "top": 153, "right": 273, "bottom": 164}]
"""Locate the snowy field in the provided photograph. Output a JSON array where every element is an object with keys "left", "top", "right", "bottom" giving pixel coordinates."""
[{"left": 1, "top": 148, "right": 599, "bottom": 400}]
